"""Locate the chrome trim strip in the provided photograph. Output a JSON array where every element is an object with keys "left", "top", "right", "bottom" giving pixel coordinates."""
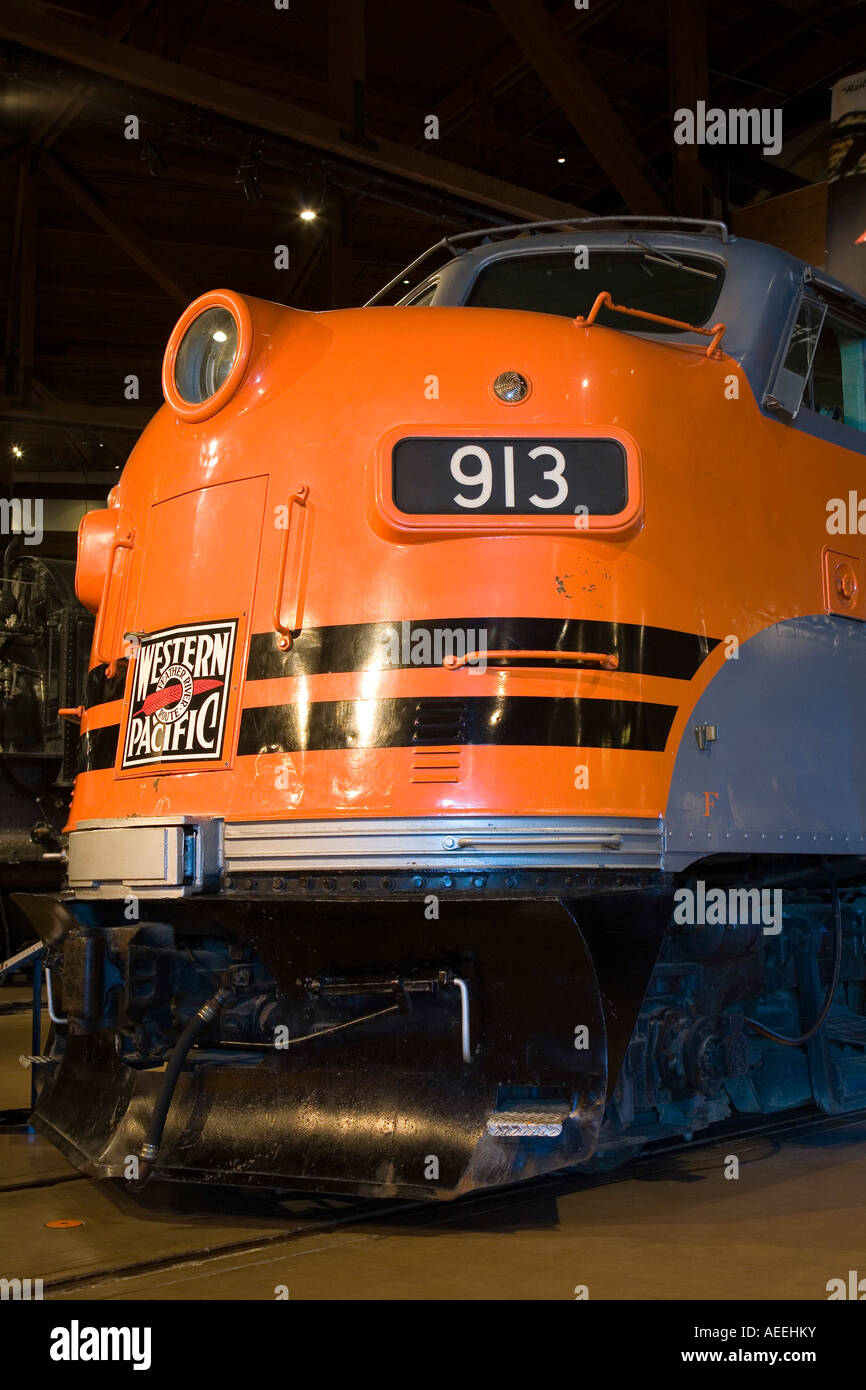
[
  {"left": 223, "top": 815, "right": 663, "bottom": 871},
  {"left": 446, "top": 833, "right": 622, "bottom": 850}
]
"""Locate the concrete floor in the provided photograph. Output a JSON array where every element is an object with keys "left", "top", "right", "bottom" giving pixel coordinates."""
[
  {"left": 0, "top": 983, "right": 40, "bottom": 1110},
  {"left": 2, "top": 984, "right": 865, "bottom": 1300}
]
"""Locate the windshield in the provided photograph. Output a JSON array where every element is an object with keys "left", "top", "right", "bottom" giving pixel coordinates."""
[{"left": 463, "top": 250, "right": 724, "bottom": 332}]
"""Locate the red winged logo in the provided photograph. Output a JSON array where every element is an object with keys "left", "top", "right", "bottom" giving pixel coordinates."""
[{"left": 133, "top": 677, "right": 222, "bottom": 719}]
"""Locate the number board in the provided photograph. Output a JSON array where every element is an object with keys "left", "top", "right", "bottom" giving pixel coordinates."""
[{"left": 391, "top": 437, "right": 627, "bottom": 516}]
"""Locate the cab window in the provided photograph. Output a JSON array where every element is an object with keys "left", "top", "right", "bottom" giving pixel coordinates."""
[
  {"left": 463, "top": 250, "right": 724, "bottom": 332},
  {"left": 398, "top": 282, "right": 438, "bottom": 306},
  {"left": 769, "top": 296, "right": 866, "bottom": 434},
  {"left": 808, "top": 313, "right": 866, "bottom": 431}
]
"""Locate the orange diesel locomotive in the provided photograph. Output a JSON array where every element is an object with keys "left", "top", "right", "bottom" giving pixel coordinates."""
[{"left": 17, "top": 217, "right": 866, "bottom": 1198}]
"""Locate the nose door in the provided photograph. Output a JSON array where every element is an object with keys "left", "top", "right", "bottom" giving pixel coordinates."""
[{"left": 119, "top": 475, "right": 267, "bottom": 774}]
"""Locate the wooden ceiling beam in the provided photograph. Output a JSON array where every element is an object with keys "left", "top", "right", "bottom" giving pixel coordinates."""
[
  {"left": 328, "top": 0, "right": 366, "bottom": 135},
  {"left": 0, "top": 0, "right": 581, "bottom": 222},
  {"left": 667, "top": 0, "right": 711, "bottom": 217},
  {"left": 179, "top": 42, "right": 410, "bottom": 131},
  {"left": 0, "top": 398, "right": 153, "bottom": 430},
  {"left": 17, "top": 150, "right": 37, "bottom": 403},
  {"left": 31, "top": 377, "right": 93, "bottom": 471},
  {"left": 40, "top": 128, "right": 590, "bottom": 211},
  {"left": 39, "top": 149, "right": 191, "bottom": 306},
  {"left": 328, "top": 190, "right": 354, "bottom": 309},
  {"left": 488, "top": 0, "right": 670, "bottom": 214},
  {"left": 399, "top": 0, "right": 620, "bottom": 146},
  {"left": 33, "top": 0, "right": 153, "bottom": 148},
  {"left": 4, "top": 152, "right": 27, "bottom": 395},
  {"left": 284, "top": 234, "right": 327, "bottom": 306}
]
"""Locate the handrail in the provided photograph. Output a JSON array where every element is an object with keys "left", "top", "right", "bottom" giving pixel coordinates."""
[
  {"left": 272, "top": 485, "right": 309, "bottom": 652},
  {"left": 444, "top": 649, "right": 619, "bottom": 670},
  {"left": 574, "top": 290, "right": 726, "bottom": 357},
  {"left": 92, "top": 525, "right": 134, "bottom": 675},
  {"left": 445, "top": 833, "right": 623, "bottom": 850}
]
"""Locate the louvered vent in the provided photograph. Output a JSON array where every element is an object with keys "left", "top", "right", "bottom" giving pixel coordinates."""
[{"left": 411, "top": 699, "right": 465, "bottom": 783}]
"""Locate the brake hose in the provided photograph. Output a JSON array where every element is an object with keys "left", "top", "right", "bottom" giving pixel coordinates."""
[
  {"left": 745, "top": 877, "right": 843, "bottom": 1046},
  {"left": 135, "top": 987, "right": 234, "bottom": 1185}
]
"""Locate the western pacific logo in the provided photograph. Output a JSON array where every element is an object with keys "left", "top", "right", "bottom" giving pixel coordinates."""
[{"left": 122, "top": 620, "right": 237, "bottom": 769}]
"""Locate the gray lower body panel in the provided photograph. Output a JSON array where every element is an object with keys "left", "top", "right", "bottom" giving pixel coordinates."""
[{"left": 664, "top": 614, "right": 866, "bottom": 871}]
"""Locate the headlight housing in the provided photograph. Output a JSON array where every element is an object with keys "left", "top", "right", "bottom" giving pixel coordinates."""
[{"left": 162, "top": 289, "right": 253, "bottom": 422}]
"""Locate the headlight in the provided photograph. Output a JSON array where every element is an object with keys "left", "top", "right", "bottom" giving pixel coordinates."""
[
  {"left": 175, "top": 307, "right": 238, "bottom": 402},
  {"left": 162, "top": 289, "right": 253, "bottom": 422}
]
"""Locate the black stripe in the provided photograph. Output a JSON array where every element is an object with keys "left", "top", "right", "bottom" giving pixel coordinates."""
[
  {"left": 246, "top": 619, "right": 716, "bottom": 683},
  {"left": 237, "top": 695, "right": 676, "bottom": 755},
  {"left": 78, "top": 724, "right": 120, "bottom": 773},
  {"left": 84, "top": 659, "right": 129, "bottom": 710}
]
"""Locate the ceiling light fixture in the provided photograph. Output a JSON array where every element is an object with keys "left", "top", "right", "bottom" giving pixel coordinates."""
[
  {"left": 236, "top": 144, "right": 264, "bottom": 203},
  {"left": 298, "top": 170, "right": 327, "bottom": 224}
]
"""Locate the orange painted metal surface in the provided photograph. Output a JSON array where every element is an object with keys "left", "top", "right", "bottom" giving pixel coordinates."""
[{"left": 68, "top": 295, "right": 857, "bottom": 829}]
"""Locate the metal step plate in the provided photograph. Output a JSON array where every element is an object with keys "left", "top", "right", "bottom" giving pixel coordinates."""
[{"left": 487, "top": 1106, "right": 569, "bottom": 1138}]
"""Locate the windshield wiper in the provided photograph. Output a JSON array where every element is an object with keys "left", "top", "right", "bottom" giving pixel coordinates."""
[{"left": 627, "top": 236, "right": 717, "bottom": 279}]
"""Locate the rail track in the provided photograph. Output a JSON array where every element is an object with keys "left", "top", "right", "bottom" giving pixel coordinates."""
[{"left": 2, "top": 1102, "right": 864, "bottom": 1299}]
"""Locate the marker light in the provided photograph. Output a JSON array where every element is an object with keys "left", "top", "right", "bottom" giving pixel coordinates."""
[{"left": 492, "top": 370, "right": 530, "bottom": 404}]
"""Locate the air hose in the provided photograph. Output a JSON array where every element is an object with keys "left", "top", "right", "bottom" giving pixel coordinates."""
[
  {"left": 135, "top": 987, "right": 234, "bottom": 1185},
  {"left": 745, "top": 877, "right": 843, "bottom": 1046}
]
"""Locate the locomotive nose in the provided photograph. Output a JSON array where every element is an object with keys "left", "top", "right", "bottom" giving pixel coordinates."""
[{"left": 51, "top": 292, "right": 667, "bottom": 1200}]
